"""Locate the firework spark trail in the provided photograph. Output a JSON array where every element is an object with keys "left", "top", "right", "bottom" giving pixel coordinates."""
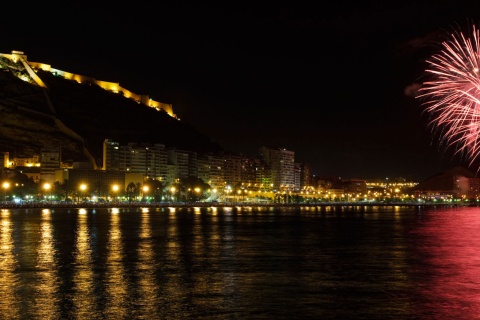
[{"left": 417, "top": 24, "right": 480, "bottom": 168}]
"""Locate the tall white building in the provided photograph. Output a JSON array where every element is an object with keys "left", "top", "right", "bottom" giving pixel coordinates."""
[
  {"left": 167, "top": 147, "right": 197, "bottom": 179},
  {"left": 102, "top": 139, "right": 168, "bottom": 182},
  {"left": 197, "top": 153, "right": 224, "bottom": 190},
  {"left": 259, "top": 146, "right": 295, "bottom": 191}
]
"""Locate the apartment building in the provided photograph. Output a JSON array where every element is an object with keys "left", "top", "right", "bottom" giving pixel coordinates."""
[
  {"left": 103, "top": 140, "right": 168, "bottom": 182},
  {"left": 223, "top": 152, "right": 243, "bottom": 186},
  {"left": 167, "top": 147, "right": 197, "bottom": 180},
  {"left": 259, "top": 146, "right": 295, "bottom": 191},
  {"left": 197, "top": 153, "right": 224, "bottom": 190},
  {"left": 40, "top": 148, "right": 61, "bottom": 183}
]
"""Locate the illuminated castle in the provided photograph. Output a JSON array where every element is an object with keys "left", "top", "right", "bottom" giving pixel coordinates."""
[{"left": 0, "top": 50, "right": 176, "bottom": 118}]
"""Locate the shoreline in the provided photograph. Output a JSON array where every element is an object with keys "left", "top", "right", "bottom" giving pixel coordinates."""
[{"left": 0, "top": 201, "right": 473, "bottom": 210}]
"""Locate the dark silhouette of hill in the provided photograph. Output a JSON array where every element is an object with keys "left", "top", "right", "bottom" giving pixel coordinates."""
[{"left": 0, "top": 66, "right": 222, "bottom": 167}]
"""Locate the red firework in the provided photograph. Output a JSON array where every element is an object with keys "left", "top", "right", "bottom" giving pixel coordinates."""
[{"left": 417, "top": 23, "right": 480, "bottom": 168}]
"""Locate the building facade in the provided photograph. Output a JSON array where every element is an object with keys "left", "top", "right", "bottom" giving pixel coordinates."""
[{"left": 259, "top": 146, "right": 295, "bottom": 191}]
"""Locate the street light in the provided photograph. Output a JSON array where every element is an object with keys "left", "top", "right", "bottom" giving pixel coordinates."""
[
  {"left": 225, "top": 185, "right": 232, "bottom": 202},
  {"left": 170, "top": 186, "right": 176, "bottom": 202},
  {"left": 194, "top": 187, "right": 201, "bottom": 201},
  {"left": 43, "top": 183, "right": 51, "bottom": 201},
  {"left": 240, "top": 187, "right": 247, "bottom": 202},
  {"left": 80, "top": 183, "right": 87, "bottom": 202},
  {"left": 112, "top": 184, "right": 119, "bottom": 202},
  {"left": 142, "top": 185, "right": 149, "bottom": 202},
  {"left": 2, "top": 182, "right": 10, "bottom": 202}
]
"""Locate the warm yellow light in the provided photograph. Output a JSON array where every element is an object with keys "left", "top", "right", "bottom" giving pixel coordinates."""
[
  {"left": 143, "top": 185, "right": 149, "bottom": 192},
  {"left": 2, "top": 182, "right": 10, "bottom": 202},
  {"left": 44, "top": 183, "right": 51, "bottom": 191},
  {"left": 80, "top": 184, "right": 87, "bottom": 191},
  {"left": 112, "top": 184, "right": 119, "bottom": 192}
]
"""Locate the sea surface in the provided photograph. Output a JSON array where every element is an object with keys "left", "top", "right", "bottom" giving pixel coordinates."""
[{"left": 1, "top": 205, "right": 480, "bottom": 319}]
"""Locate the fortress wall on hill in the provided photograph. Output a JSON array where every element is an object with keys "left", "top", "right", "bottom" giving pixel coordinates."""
[{"left": 0, "top": 51, "right": 175, "bottom": 118}]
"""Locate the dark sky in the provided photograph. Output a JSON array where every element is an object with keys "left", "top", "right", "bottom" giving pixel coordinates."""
[{"left": 3, "top": 1, "right": 480, "bottom": 181}]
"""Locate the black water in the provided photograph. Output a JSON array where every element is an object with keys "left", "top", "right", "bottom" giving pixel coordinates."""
[{"left": 1, "top": 205, "right": 479, "bottom": 319}]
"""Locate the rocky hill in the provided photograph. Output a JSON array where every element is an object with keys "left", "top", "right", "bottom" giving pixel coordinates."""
[{"left": 0, "top": 61, "right": 222, "bottom": 168}]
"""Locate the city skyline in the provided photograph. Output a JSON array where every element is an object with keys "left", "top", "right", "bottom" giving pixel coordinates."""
[{"left": 3, "top": 2, "right": 480, "bottom": 180}]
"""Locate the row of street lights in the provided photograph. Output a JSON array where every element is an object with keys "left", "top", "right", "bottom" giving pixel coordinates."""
[
  {"left": 1, "top": 180, "right": 217, "bottom": 203},
  {"left": 2, "top": 180, "right": 277, "bottom": 204},
  {"left": 75, "top": 183, "right": 151, "bottom": 202},
  {"left": 1, "top": 181, "right": 149, "bottom": 203}
]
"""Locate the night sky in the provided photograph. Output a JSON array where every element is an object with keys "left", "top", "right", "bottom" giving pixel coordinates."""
[{"left": 3, "top": 1, "right": 480, "bottom": 181}]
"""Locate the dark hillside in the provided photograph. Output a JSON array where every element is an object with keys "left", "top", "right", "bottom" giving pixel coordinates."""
[
  {"left": 0, "top": 67, "right": 223, "bottom": 167},
  {"left": 0, "top": 69, "right": 84, "bottom": 160}
]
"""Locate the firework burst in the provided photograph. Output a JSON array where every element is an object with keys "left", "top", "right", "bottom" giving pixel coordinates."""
[{"left": 417, "top": 23, "right": 480, "bottom": 169}]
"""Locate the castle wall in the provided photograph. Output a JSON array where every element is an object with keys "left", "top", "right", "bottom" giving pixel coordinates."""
[
  {"left": 0, "top": 51, "right": 47, "bottom": 88},
  {"left": 2, "top": 51, "right": 176, "bottom": 118}
]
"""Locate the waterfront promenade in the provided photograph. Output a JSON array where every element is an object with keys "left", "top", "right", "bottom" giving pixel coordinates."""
[{"left": 0, "top": 201, "right": 470, "bottom": 209}]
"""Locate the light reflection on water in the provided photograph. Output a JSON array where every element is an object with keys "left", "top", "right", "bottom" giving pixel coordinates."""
[
  {"left": 0, "top": 210, "right": 20, "bottom": 319},
  {"left": 104, "top": 209, "right": 129, "bottom": 319},
  {"left": 408, "top": 207, "right": 480, "bottom": 319},
  {"left": 135, "top": 208, "right": 160, "bottom": 318},
  {"left": 0, "top": 206, "right": 480, "bottom": 319},
  {"left": 72, "top": 207, "right": 96, "bottom": 319},
  {"left": 34, "top": 209, "right": 60, "bottom": 320}
]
